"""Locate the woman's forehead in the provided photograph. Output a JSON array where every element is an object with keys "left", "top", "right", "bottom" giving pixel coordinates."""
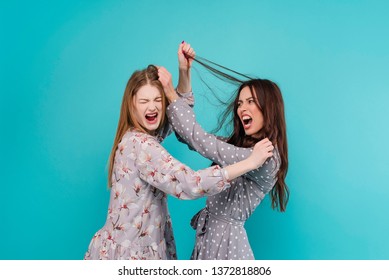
[
  {"left": 135, "top": 84, "right": 161, "bottom": 99},
  {"left": 239, "top": 86, "right": 257, "bottom": 99}
]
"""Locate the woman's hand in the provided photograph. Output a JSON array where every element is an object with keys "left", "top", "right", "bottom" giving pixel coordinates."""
[
  {"left": 223, "top": 138, "right": 274, "bottom": 181},
  {"left": 247, "top": 138, "right": 274, "bottom": 169},
  {"left": 158, "top": 66, "right": 178, "bottom": 102},
  {"left": 178, "top": 41, "right": 195, "bottom": 70}
]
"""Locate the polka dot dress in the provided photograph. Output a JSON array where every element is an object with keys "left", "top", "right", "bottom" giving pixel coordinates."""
[{"left": 167, "top": 98, "right": 281, "bottom": 260}]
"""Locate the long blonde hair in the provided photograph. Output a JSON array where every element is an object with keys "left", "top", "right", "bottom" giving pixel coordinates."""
[{"left": 107, "top": 65, "right": 166, "bottom": 187}]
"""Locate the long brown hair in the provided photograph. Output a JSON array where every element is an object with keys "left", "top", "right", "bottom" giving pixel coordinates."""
[
  {"left": 192, "top": 56, "right": 289, "bottom": 211},
  {"left": 107, "top": 65, "right": 166, "bottom": 187}
]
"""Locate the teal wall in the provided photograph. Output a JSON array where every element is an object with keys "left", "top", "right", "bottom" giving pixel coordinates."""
[{"left": 1, "top": 0, "right": 388, "bottom": 259}]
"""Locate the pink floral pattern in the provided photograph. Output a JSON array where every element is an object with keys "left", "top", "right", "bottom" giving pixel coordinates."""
[{"left": 84, "top": 130, "right": 230, "bottom": 260}]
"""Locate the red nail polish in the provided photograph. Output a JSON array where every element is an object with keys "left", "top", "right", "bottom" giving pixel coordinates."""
[{"left": 181, "top": 40, "right": 185, "bottom": 44}]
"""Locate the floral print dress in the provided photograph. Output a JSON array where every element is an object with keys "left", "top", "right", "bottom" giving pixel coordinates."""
[
  {"left": 84, "top": 129, "right": 231, "bottom": 260},
  {"left": 166, "top": 98, "right": 280, "bottom": 260}
]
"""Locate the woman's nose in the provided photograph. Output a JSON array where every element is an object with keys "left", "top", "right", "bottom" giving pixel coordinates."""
[
  {"left": 149, "top": 102, "right": 158, "bottom": 110},
  {"left": 240, "top": 103, "right": 247, "bottom": 111}
]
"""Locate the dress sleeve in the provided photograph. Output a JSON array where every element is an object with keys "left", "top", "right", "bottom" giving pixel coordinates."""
[
  {"left": 155, "top": 90, "right": 194, "bottom": 141},
  {"left": 128, "top": 132, "right": 231, "bottom": 200},
  {"left": 177, "top": 90, "right": 194, "bottom": 107},
  {"left": 166, "top": 98, "right": 280, "bottom": 193}
]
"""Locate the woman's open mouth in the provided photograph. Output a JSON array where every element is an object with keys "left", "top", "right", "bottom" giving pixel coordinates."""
[
  {"left": 145, "top": 112, "right": 158, "bottom": 124},
  {"left": 242, "top": 115, "right": 252, "bottom": 129}
]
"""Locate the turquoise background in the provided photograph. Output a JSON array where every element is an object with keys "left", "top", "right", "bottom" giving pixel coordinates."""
[{"left": 1, "top": 0, "right": 388, "bottom": 260}]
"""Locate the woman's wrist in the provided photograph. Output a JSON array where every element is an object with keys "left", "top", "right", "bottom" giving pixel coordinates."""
[
  {"left": 165, "top": 90, "right": 179, "bottom": 103},
  {"left": 179, "top": 65, "right": 191, "bottom": 71}
]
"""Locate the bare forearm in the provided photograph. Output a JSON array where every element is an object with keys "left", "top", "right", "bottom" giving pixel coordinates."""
[
  {"left": 224, "top": 158, "right": 256, "bottom": 181},
  {"left": 176, "top": 68, "right": 191, "bottom": 94}
]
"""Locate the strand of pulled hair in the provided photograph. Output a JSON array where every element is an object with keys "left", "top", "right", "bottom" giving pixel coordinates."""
[{"left": 185, "top": 54, "right": 254, "bottom": 83}]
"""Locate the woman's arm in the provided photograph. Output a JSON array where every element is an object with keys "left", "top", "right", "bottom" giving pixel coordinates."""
[
  {"left": 176, "top": 42, "right": 195, "bottom": 94},
  {"left": 159, "top": 42, "right": 195, "bottom": 104},
  {"left": 129, "top": 131, "right": 228, "bottom": 199},
  {"left": 155, "top": 43, "right": 195, "bottom": 140},
  {"left": 167, "top": 98, "right": 252, "bottom": 165},
  {"left": 128, "top": 132, "right": 269, "bottom": 200},
  {"left": 155, "top": 85, "right": 193, "bottom": 141},
  {"left": 166, "top": 98, "right": 280, "bottom": 191}
]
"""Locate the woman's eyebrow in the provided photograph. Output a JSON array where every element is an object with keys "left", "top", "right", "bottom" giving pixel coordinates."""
[{"left": 238, "top": 97, "right": 254, "bottom": 102}]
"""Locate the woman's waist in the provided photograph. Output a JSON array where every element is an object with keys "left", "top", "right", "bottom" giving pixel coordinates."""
[
  {"left": 207, "top": 209, "right": 246, "bottom": 225},
  {"left": 191, "top": 207, "right": 246, "bottom": 230},
  {"left": 205, "top": 204, "right": 252, "bottom": 222}
]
